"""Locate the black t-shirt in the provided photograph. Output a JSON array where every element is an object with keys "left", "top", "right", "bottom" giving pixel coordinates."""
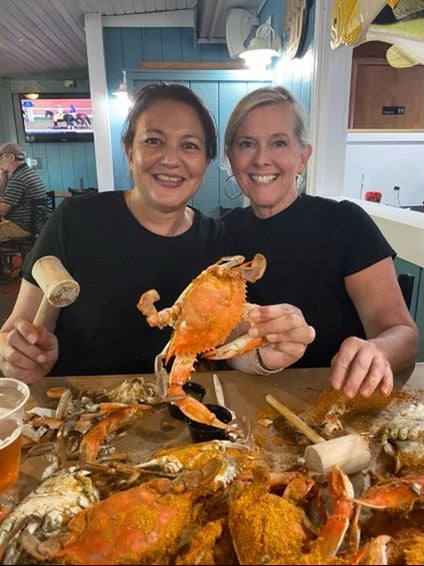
[
  {"left": 222, "top": 194, "right": 395, "bottom": 367},
  {"left": 23, "top": 191, "right": 236, "bottom": 376}
]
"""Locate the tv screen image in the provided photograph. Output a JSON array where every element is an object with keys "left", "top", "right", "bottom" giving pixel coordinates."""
[{"left": 20, "top": 94, "right": 94, "bottom": 142}]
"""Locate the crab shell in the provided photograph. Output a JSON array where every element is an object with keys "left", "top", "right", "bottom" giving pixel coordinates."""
[
  {"left": 381, "top": 403, "right": 424, "bottom": 472},
  {"left": 55, "top": 481, "right": 195, "bottom": 564},
  {"left": 0, "top": 468, "right": 99, "bottom": 565},
  {"left": 138, "top": 254, "right": 266, "bottom": 429},
  {"left": 53, "top": 459, "right": 228, "bottom": 565},
  {"left": 165, "top": 254, "right": 266, "bottom": 360}
]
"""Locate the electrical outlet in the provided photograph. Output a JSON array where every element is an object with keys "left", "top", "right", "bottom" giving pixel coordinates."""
[{"left": 27, "top": 157, "right": 41, "bottom": 169}]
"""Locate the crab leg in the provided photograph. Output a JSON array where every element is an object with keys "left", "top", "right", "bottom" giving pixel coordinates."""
[
  {"left": 350, "top": 534, "right": 392, "bottom": 565},
  {"left": 137, "top": 289, "right": 181, "bottom": 329},
  {"left": 205, "top": 333, "right": 264, "bottom": 360},
  {"left": 353, "top": 475, "right": 424, "bottom": 511},
  {"left": 308, "top": 466, "right": 355, "bottom": 558},
  {"left": 79, "top": 404, "right": 153, "bottom": 464},
  {"left": 166, "top": 355, "right": 234, "bottom": 430},
  {"left": 167, "top": 355, "right": 195, "bottom": 398},
  {"left": 173, "top": 396, "right": 234, "bottom": 430},
  {"left": 205, "top": 302, "right": 264, "bottom": 360}
]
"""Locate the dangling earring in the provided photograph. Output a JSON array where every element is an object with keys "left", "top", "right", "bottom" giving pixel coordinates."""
[
  {"left": 296, "top": 172, "right": 305, "bottom": 193},
  {"left": 224, "top": 175, "right": 242, "bottom": 200}
]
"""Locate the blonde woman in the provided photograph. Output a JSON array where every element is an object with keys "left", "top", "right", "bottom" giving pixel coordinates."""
[{"left": 222, "top": 85, "right": 418, "bottom": 399}]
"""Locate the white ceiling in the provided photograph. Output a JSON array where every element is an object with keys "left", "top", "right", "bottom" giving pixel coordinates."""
[{"left": 0, "top": 0, "right": 262, "bottom": 78}]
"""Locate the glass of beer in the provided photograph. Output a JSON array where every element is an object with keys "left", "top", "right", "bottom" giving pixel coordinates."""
[{"left": 0, "top": 378, "right": 30, "bottom": 493}]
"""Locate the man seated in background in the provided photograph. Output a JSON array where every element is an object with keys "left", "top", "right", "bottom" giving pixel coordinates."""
[{"left": 0, "top": 142, "right": 48, "bottom": 233}]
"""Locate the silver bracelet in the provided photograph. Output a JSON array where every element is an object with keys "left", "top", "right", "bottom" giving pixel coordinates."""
[{"left": 252, "top": 348, "right": 285, "bottom": 375}]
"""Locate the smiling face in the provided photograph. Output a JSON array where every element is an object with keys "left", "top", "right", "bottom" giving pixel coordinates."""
[
  {"left": 227, "top": 102, "right": 312, "bottom": 218},
  {"left": 126, "top": 99, "right": 210, "bottom": 213}
]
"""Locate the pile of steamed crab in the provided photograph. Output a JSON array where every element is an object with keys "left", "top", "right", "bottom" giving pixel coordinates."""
[
  {"left": 1, "top": 422, "right": 424, "bottom": 564},
  {"left": 2, "top": 370, "right": 423, "bottom": 564},
  {"left": 1, "top": 254, "right": 423, "bottom": 564}
]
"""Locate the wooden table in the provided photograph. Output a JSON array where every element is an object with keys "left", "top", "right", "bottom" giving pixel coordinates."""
[{"left": 27, "top": 362, "right": 424, "bottom": 419}]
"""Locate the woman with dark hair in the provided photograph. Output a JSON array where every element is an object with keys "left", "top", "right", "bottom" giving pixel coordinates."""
[{"left": 0, "top": 83, "right": 314, "bottom": 387}]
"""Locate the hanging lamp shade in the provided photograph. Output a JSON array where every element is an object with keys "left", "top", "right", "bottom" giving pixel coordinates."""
[{"left": 239, "top": 23, "right": 281, "bottom": 69}]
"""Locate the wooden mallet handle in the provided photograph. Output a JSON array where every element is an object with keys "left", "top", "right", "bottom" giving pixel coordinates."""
[
  {"left": 266, "top": 394, "right": 325, "bottom": 444},
  {"left": 32, "top": 256, "right": 80, "bottom": 327}
]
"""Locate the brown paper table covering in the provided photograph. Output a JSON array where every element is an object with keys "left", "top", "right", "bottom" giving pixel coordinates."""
[{"left": 17, "top": 362, "right": 424, "bottom": 495}]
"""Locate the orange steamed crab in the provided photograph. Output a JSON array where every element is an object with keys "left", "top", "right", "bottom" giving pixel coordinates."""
[
  {"left": 137, "top": 254, "right": 267, "bottom": 429},
  {"left": 24, "top": 460, "right": 225, "bottom": 565}
]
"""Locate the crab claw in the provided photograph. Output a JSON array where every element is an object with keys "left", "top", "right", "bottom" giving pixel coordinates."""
[
  {"left": 350, "top": 534, "right": 392, "bottom": 565},
  {"left": 239, "top": 253, "right": 266, "bottom": 282},
  {"left": 206, "top": 334, "right": 264, "bottom": 360},
  {"left": 353, "top": 476, "right": 424, "bottom": 512},
  {"left": 172, "top": 396, "right": 235, "bottom": 431}
]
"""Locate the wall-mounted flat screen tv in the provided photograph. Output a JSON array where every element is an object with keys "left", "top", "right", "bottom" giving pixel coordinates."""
[{"left": 19, "top": 93, "right": 94, "bottom": 142}]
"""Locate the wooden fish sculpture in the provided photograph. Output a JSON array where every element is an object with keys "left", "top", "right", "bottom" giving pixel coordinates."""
[
  {"left": 331, "top": 0, "right": 424, "bottom": 68},
  {"left": 366, "top": 18, "right": 424, "bottom": 68}
]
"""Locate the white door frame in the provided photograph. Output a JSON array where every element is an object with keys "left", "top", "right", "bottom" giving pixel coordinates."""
[{"left": 308, "top": 0, "right": 353, "bottom": 197}]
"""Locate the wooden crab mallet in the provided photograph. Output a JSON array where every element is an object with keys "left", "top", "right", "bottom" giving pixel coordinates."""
[
  {"left": 266, "top": 394, "right": 372, "bottom": 476},
  {"left": 32, "top": 255, "right": 80, "bottom": 327}
]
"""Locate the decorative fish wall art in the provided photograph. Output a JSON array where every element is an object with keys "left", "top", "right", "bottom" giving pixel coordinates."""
[{"left": 330, "top": 0, "right": 424, "bottom": 68}]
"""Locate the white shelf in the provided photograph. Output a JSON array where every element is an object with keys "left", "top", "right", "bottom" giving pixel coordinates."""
[{"left": 347, "top": 131, "right": 424, "bottom": 143}]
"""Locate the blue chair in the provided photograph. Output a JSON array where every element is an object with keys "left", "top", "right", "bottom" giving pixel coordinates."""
[{"left": 398, "top": 273, "right": 414, "bottom": 310}]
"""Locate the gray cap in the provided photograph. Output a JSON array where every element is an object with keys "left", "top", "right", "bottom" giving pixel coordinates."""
[{"left": 0, "top": 142, "right": 25, "bottom": 160}]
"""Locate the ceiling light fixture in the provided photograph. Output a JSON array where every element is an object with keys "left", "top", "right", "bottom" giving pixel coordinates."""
[
  {"left": 25, "top": 93, "right": 39, "bottom": 100},
  {"left": 239, "top": 23, "right": 281, "bottom": 69}
]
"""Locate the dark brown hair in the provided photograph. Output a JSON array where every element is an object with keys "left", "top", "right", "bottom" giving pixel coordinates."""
[{"left": 122, "top": 82, "right": 217, "bottom": 160}]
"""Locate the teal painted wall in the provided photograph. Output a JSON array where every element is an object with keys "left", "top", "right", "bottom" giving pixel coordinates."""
[
  {"left": 20, "top": 142, "right": 97, "bottom": 190},
  {"left": 103, "top": 27, "right": 234, "bottom": 195}
]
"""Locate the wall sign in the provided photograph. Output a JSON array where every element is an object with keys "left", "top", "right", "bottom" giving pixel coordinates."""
[{"left": 382, "top": 105, "right": 405, "bottom": 115}]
